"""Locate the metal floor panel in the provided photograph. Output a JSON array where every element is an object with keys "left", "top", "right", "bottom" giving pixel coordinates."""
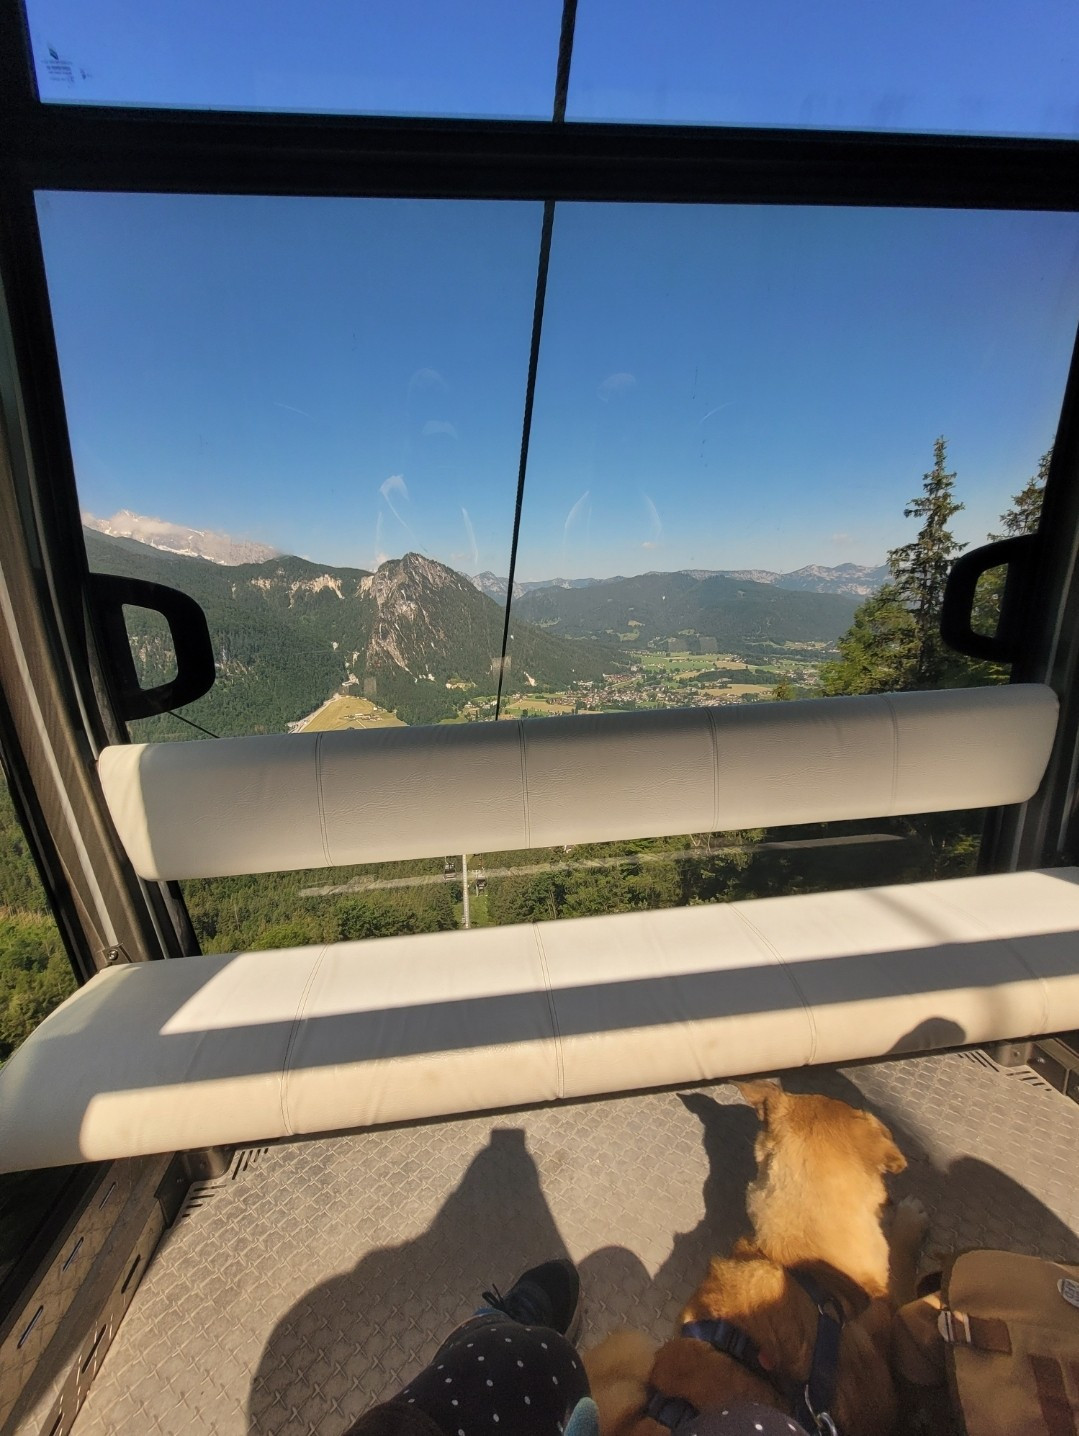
[{"left": 71, "top": 1052, "right": 1079, "bottom": 1436}]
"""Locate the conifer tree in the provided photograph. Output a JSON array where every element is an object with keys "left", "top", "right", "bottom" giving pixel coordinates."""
[
  {"left": 888, "top": 436, "right": 966, "bottom": 687},
  {"left": 970, "top": 443, "right": 1051, "bottom": 666},
  {"left": 822, "top": 436, "right": 965, "bottom": 694},
  {"left": 819, "top": 583, "right": 916, "bottom": 694},
  {"left": 994, "top": 444, "right": 1050, "bottom": 540}
]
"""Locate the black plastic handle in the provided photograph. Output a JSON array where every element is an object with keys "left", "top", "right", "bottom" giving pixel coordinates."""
[
  {"left": 940, "top": 535, "right": 1034, "bottom": 664},
  {"left": 88, "top": 574, "right": 215, "bottom": 721}
]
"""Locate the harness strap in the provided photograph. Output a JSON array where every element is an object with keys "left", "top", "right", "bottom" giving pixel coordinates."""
[
  {"left": 681, "top": 1318, "right": 771, "bottom": 1384},
  {"left": 646, "top": 1392, "right": 697, "bottom": 1430},
  {"left": 652, "top": 1276, "right": 845, "bottom": 1435},
  {"left": 791, "top": 1271, "right": 844, "bottom": 1436}
]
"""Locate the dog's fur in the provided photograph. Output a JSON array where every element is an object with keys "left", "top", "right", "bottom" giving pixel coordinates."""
[
  {"left": 584, "top": 1080, "right": 928, "bottom": 1436},
  {"left": 739, "top": 1079, "right": 911, "bottom": 1299}
]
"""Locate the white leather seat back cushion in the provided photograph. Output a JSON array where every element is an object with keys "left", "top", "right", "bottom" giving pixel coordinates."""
[
  {"left": 98, "top": 684, "right": 1057, "bottom": 881},
  {"left": 2, "top": 866, "right": 1077, "bottom": 1172}
]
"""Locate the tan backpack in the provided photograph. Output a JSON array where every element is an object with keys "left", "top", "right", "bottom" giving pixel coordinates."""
[{"left": 894, "top": 1250, "right": 1079, "bottom": 1436}]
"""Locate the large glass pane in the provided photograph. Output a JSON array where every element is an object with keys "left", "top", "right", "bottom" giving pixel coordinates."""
[
  {"left": 38, "top": 191, "right": 548, "bottom": 736},
  {"left": 507, "top": 202, "right": 1079, "bottom": 884},
  {"left": 569, "top": 0, "right": 1079, "bottom": 138},
  {"left": 38, "top": 192, "right": 1079, "bottom": 939},
  {"left": 517, "top": 205, "right": 1078, "bottom": 612},
  {"left": 25, "top": 0, "right": 562, "bottom": 117},
  {"left": 0, "top": 767, "right": 78, "bottom": 1295}
]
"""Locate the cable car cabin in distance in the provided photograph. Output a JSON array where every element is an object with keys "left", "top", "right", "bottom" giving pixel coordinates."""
[{"left": 1, "top": 1, "right": 1079, "bottom": 1432}]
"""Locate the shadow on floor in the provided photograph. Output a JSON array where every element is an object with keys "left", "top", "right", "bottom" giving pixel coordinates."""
[
  {"left": 249, "top": 1062, "right": 1079, "bottom": 1435},
  {"left": 781, "top": 1062, "right": 1079, "bottom": 1267},
  {"left": 248, "top": 1126, "right": 569, "bottom": 1433},
  {"left": 246, "top": 1094, "right": 762, "bottom": 1436}
]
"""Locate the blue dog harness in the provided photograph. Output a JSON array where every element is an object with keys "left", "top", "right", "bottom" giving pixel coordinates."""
[
  {"left": 645, "top": 1271, "right": 843, "bottom": 1436},
  {"left": 790, "top": 1271, "right": 843, "bottom": 1436}
]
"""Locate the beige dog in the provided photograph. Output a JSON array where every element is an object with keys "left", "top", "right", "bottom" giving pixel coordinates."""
[
  {"left": 585, "top": 1080, "right": 928, "bottom": 1436},
  {"left": 738, "top": 1079, "right": 919, "bottom": 1299}
]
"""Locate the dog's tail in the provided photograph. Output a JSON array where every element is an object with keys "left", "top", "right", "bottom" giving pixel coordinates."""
[{"left": 582, "top": 1329, "right": 658, "bottom": 1436}]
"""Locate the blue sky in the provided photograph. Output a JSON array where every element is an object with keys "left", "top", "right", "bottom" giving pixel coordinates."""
[
  {"left": 37, "top": 191, "right": 1079, "bottom": 580},
  {"left": 27, "top": 1, "right": 1079, "bottom": 580},
  {"left": 25, "top": 0, "right": 1079, "bottom": 137}
]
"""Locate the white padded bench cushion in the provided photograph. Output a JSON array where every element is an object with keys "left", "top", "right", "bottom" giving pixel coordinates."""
[
  {"left": 97, "top": 685, "right": 1058, "bottom": 881},
  {"left": 2, "top": 866, "right": 1078, "bottom": 1172}
]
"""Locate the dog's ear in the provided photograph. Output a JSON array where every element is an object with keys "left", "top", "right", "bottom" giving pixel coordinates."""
[{"left": 735, "top": 1078, "right": 786, "bottom": 1123}]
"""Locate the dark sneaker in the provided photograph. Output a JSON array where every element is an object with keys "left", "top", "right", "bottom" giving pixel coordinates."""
[{"left": 481, "top": 1257, "right": 581, "bottom": 1340}]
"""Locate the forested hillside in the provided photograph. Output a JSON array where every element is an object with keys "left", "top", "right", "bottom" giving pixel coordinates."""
[
  {"left": 514, "top": 569, "right": 859, "bottom": 646},
  {"left": 185, "top": 861, "right": 457, "bottom": 953},
  {"left": 84, "top": 530, "right": 356, "bottom": 735},
  {"left": 84, "top": 531, "right": 618, "bottom": 733},
  {"left": 0, "top": 778, "right": 75, "bottom": 1062},
  {"left": 188, "top": 822, "right": 944, "bottom": 959}
]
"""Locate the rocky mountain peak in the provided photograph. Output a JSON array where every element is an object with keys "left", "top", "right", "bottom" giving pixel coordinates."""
[
  {"left": 360, "top": 551, "right": 462, "bottom": 601},
  {"left": 358, "top": 552, "right": 473, "bottom": 674}
]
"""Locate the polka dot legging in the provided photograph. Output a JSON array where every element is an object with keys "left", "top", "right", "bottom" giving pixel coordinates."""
[
  {"left": 389, "top": 1314, "right": 590, "bottom": 1436},
  {"left": 671, "top": 1404, "right": 812, "bottom": 1436}
]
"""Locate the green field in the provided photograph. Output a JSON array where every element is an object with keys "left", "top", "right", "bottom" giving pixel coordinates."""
[
  {"left": 635, "top": 651, "right": 752, "bottom": 675},
  {"left": 700, "top": 682, "right": 775, "bottom": 699},
  {"left": 501, "top": 696, "right": 575, "bottom": 717},
  {"left": 453, "top": 892, "right": 491, "bottom": 927}
]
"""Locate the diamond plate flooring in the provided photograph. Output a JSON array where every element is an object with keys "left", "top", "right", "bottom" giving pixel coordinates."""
[{"left": 72, "top": 1052, "right": 1079, "bottom": 1436}]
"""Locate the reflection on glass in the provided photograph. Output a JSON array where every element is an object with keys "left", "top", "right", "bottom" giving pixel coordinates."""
[
  {"left": 569, "top": 0, "right": 1079, "bottom": 138},
  {"left": 25, "top": 0, "right": 561, "bottom": 117},
  {"left": 38, "top": 191, "right": 546, "bottom": 738},
  {"left": 0, "top": 771, "right": 78, "bottom": 1291}
]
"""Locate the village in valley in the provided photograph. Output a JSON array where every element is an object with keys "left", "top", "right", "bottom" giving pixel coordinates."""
[{"left": 294, "top": 643, "right": 830, "bottom": 732}]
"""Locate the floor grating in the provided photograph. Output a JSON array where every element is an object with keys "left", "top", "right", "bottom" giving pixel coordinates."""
[{"left": 69, "top": 1051, "right": 1079, "bottom": 1436}]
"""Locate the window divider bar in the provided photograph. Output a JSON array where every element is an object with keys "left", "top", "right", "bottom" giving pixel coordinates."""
[
  {"left": 496, "top": 197, "right": 557, "bottom": 721},
  {"left": 2, "top": 106, "right": 1076, "bottom": 213},
  {"left": 552, "top": 0, "right": 579, "bottom": 126}
]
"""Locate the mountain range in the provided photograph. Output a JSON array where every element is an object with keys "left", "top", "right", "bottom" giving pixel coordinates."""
[
  {"left": 473, "top": 561, "right": 887, "bottom": 601},
  {"left": 84, "top": 510, "right": 885, "bottom": 597},
  {"left": 83, "top": 524, "right": 865, "bottom": 735},
  {"left": 512, "top": 571, "right": 859, "bottom": 649}
]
